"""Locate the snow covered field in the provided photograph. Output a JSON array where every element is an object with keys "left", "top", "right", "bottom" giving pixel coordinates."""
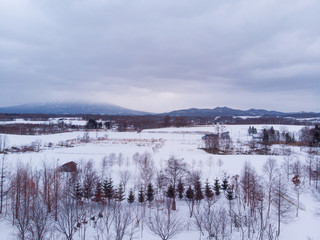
[
  {"left": 0, "top": 124, "right": 319, "bottom": 240},
  {"left": 0, "top": 118, "right": 87, "bottom": 126}
]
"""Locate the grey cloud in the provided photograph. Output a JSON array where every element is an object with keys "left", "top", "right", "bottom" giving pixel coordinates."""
[{"left": 0, "top": 0, "right": 320, "bottom": 112}]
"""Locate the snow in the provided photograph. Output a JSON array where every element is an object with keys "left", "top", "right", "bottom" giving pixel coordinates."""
[
  {"left": 0, "top": 118, "right": 87, "bottom": 126},
  {"left": 0, "top": 124, "right": 319, "bottom": 239},
  {"left": 281, "top": 188, "right": 320, "bottom": 240}
]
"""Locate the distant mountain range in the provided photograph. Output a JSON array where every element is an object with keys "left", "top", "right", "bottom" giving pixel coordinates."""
[
  {"left": 164, "top": 107, "right": 284, "bottom": 117},
  {"left": 0, "top": 103, "right": 149, "bottom": 115},
  {"left": 0, "top": 103, "right": 319, "bottom": 118},
  {"left": 164, "top": 107, "right": 320, "bottom": 118}
]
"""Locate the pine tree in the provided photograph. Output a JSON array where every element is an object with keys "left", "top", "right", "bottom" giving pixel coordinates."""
[
  {"left": 166, "top": 184, "right": 175, "bottom": 199},
  {"left": 127, "top": 189, "right": 135, "bottom": 204},
  {"left": 116, "top": 183, "right": 125, "bottom": 202},
  {"left": 213, "top": 179, "right": 221, "bottom": 196},
  {"left": 185, "top": 186, "right": 194, "bottom": 200},
  {"left": 222, "top": 178, "right": 229, "bottom": 191},
  {"left": 226, "top": 186, "right": 234, "bottom": 200},
  {"left": 138, "top": 186, "right": 145, "bottom": 204},
  {"left": 204, "top": 179, "right": 213, "bottom": 199},
  {"left": 83, "top": 177, "right": 93, "bottom": 200},
  {"left": 270, "top": 126, "right": 275, "bottom": 141},
  {"left": 253, "top": 127, "right": 257, "bottom": 134},
  {"left": 146, "top": 183, "right": 155, "bottom": 203},
  {"left": 73, "top": 181, "right": 83, "bottom": 201},
  {"left": 177, "top": 178, "right": 184, "bottom": 199},
  {"left": 103, "top": 178, "right": 115, "bottom": 203},
  {"left": 93, "top": 181, "right": 104, "bottom": 202},
  {"left": 185, "top": 186, "right": 195, "bottom": 217},
  {"left": 263, "top": 129, "right": 269, "bottom": 143},
  {"left": 194, "top": 177, "right": 204, "bottom": 202}
]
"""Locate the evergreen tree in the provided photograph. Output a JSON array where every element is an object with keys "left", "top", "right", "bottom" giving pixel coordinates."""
[
  {"left": 185, "top": 186, "right": 195, "bottom": 217},
  {"left": 166, "top": 184, "right": 175, "bottom": 199},
  {"left": 314, "top": 125, "right": 320, "bottom": 143},
  {"left": 146, "top": 183, "right": 155, "bottom": 203},
  {"left": 262, "top": 129, "right": 269, "bottom": 143},
  {"left": 204, "top": 179, "right": 213, "bottom": 199},
  {"left": 226, "top": 186, "right": 234, "bottom": 200},
  {"left": 138, "top": 186, "right": 145, "bottom": 204},
  {"left": 222, "top": 178, "right": 229, "bottom": 191},
  {"left": 194, "top": 177, "right": 204, "bottom": 202},
  {"left": 185, "top": 186, "right": 194, "bottom": 200},
  {"left": 116, "top": 183, "right": 125, "bottom": 202},
  {"left": 252, "top": 126, "right": 257, "bottom": 134},
  {"left": 83, "top": 177, "right": 93, "bottom": 200},
  {"left": 269, "top": 126, "right": 275, "bottom": 141},
  {"left": 73, "top": 181, "right": 83, "bottom": 201},
  {"left": 248, "top": 126, "right": 257, "bottom": 135},
  {"left": 213, "top": 179, "right": 221, "bottom": 196},
  {"left": 177, "top": 178, "right": 184, "bottom": 199},
  {"left": 103, "top": 178, "right": 115, "bottom": 203},
  {"left": 93, "top": 181, "right": 104, "bottom": 202},
  {"left": 127, "top": 189, "right": 135, "bottom": 204}
]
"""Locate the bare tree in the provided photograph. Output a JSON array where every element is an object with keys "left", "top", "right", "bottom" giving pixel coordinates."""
[
  {"left": 108, "top": 153, "right": 117, "bottom": 168},
  {"left": 0, "top": 153, "right": 6, "bottom": 215},
  {"left": 101, "top": 201, "right": 116, "bottom": 240},
  {"left": 282, "top": 153, "right": 293, "bottom": 181},
  {"left": 117, "top": 153, "right": 124, "bottom": 169},
  {"left": 229, "top": 197, "right": 247, "bottom": 240},
  {"left": 206, "top": 157, "right": 214, "bottom": 176},
  {"left": 240, "top": 161, "right": 264, "bottom": 239},
  {"left": 53, "top": 167, "right": 60, "bottom": 222},
  {"left": 0, "top": 135, "right": 8, "bottom": 214},
  {"left": 11, "top": 168, "right": 30, "bottom": 240},
  {"left": 291, "top": 159, "right": 303, "bottom": 177},
  {"left": 217, "top": 159, "right": 224, "bottom": 174},
  {"left": 194, "top": 202, "right": 230, "bottom": 240},
  {"left": 305, "top": 153, "right": 315, "bottom": 186},
  {"left": 147, "top": 203, "right": 184, "bottom": 240},
  {"left": 56, "top": 196, "right": 79, "bottom": 240},
  {"left": 120, "top": 170, "right": 131, "bottom": 192},
  {"left": 155, "top": 170, "right": 167, "bottom": 198},
  {"left": 10, "top": 166, "right": 53, "bottom": 240},
  {"left": 263, "top": 158, "right": 279, "bottom": 219},
  {"left": 315, "top": 157, "right": 320, "bottom": 189},
  {"left": 272, "top": 174, "right": 293, "bottom": 236},
  {"left": 137, "top": 152, "right": 154, "bottom": 189},
  {"left": 291, "top": 175, "right": 305, "bottom": 217},
  {"left": 240, "top": 161, "right": 260, "bottom": 209},
  {"left": 42, "top": 162, "right": 55, "bottom": 214},
  {"left": 113, "top": 203, "right": 136, "bottom": 240},
  {"left": 28, "top": 195, "right": 52, "bottom": 240},
  {"left": 101, "top": 156, "right": 108, "bottom": 179}
]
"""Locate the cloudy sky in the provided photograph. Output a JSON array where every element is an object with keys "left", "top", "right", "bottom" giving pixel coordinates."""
[{"left": 1, "top": 0, "right": 320, "bottom": 113}]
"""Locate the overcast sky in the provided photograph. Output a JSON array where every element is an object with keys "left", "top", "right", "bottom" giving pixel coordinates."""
[{"left": 1, "top": 0, "right": 320, "bottom": 113}]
